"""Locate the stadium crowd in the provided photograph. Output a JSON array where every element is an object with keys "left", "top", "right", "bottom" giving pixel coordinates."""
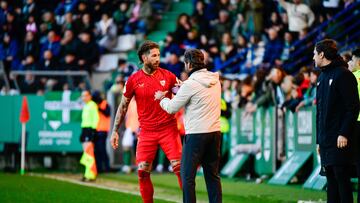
[{"left": 0, "top": 0, "right": 358, "bottom": 95}]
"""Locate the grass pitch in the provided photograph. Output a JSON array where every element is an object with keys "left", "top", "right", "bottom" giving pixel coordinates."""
[{"left": 0, "top": 172, "right": 328, "bottom": 203}]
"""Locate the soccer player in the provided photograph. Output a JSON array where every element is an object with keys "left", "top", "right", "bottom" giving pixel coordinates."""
[{"left": 110, "top": 41, "right": 182, "bottom": 203}]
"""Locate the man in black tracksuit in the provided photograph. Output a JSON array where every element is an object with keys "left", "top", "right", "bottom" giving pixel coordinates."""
[{"left": 315, "top": 39, "right": 360, "bottom": 203}]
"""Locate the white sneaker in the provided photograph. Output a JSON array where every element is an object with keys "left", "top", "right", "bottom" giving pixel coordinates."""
[
  {"left": 156, "top": 164, "right": 164, "bottom": 173},
  {"left": 121, "top": 165, "right": 131, "bottom": 174},
  {"left": 168, "top": 165, "right": 173, "bottom": 172}
]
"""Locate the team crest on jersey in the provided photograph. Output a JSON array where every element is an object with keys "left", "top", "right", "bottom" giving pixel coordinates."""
[{"left": 160, "top": 80, "right": 166, "bottom": 86}]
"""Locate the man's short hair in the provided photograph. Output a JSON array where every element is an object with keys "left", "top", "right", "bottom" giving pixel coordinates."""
[
  {"left": 352, "top": 48, "right": 360, "bottom": 58},
  {"left": 315, "top": 39, "right": 338, "bottom": 60},
  {"left": 137, "top": 41, "right": 159, "bottom": 63},
  {"left": 184, "top": 49, "right": 204, "bottom": 65}
]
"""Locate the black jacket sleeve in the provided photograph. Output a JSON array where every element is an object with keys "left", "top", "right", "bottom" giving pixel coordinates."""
[{"left": 337, "top": 71, "right": 360, "bottom": 137}]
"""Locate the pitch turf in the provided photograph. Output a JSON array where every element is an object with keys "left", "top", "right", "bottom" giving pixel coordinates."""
[
  {"left": 0, "top": 173, "right": 170, "bottom": 203},
  {"left": 101, "top": 173, "right": 327, "bottom": 203},
  {"left": 0, "top": 172, "right": 328, "bottom": 203}
]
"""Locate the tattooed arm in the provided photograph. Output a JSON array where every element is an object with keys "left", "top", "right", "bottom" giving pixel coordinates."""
[{"left": 110, "top": 95, "right": 131, "bottom": 149}]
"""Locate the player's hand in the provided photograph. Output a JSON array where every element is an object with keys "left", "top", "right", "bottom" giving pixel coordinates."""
[
  {"left": 154, "top": 91, "right": 168, "bottom": 100},
  {"left": 110, "top": 131, "right": 119, "bottom": 149},
  {"left": 172, "top": 85, "right": 180, "bottom": 94},
  {"left": 337, "top": 135, "right": 348, "bottom": 149}
]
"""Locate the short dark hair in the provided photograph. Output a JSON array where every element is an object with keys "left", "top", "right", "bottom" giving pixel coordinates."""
[
  {"left": 352, "top": 48, "right": 360, "bottom": 58},
  {"left": 137, "top": 41, "right": 159, "bottom": 63},
  {"left": 184, "top": 49, "right": 205, "bottom": 70},
  {"left": 315, "top": 39, "right": 338, "bottom": 60}
]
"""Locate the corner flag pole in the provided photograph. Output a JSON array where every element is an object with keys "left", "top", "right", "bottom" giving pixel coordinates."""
[
  {"left": 21, "top": 122, "right": 26, "bottom": 175},
  {"left": 20, "top": 96, "right": 30, "bottom": 176}
]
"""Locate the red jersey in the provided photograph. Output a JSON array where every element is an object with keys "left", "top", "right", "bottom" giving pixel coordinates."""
[{"left": 123, "top": 68, "right": 178, "bottom": 130}]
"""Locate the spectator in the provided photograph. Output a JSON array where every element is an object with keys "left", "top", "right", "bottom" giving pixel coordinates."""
[
  {"left": 212, "top": 10, "right": 232, "bottom": 43},
  {"left": 277, "top": 0, "right": 315, "bottom": 36},
  {"left": 246, "top": 67, "right": 286, "bottom": 112},
  {"left": 60, "top": 29, "right": 79, "bottom": 59},
  {"left": 124, "top": 0, "right": 153, "bottom": 34},
  {"left": 242, "top": 0, "right": 264, "bottom": 36},
  {"left": 280, "top": 32, "right": 294, "bottom": 63},
  {"left": 115, "top": 58, "right": 136, "bottom": 80},
  {"left": 38, "top": 50, "right": 58, "bottom": 71},
  {"left": 73, "top": 1, "right": 91, "bottom": 20},
  {"left": 192, "top": 0, "right": 211, "bottom": 36},
  {"left": 40, "top": 30, "right": 61, "bottom": 60},
  {"left": 174, "top": 13, "right": 192, "bottom": 44},
  {"left": 39, "top": 11, "right": 60, "bottom": 36},
  {"left": 161, "top": 32, "right": 183, "bottom": 59},
  {"left": 22, "top": 0, "right": 37, "bottom": 19},
  {"left": 21, "top": 55, "right": 37, "bottom": 71},
  {"left": 95, "top": 13, "right": 117, "bottom": 52},
  {"left": 25, "top": 15, "right": 37, "bottom": 34},
  {"left": 113, "top": 2, "right": 129, "bottom": 34},
  {"left": 183, "top": 30, "right": 199, "bottom": 49},
  {"left": 0, "top": 34, "right": 21, "bottom": 74},
  {"left": 76, "top": 13, "right": 94, "bottom": 34},
  {"left": 216, "top": 32, "right": 238, "bottom": 74},
  {"left": 162, "top": 53, "right": 184, "bottom": 78},
  {"left": 60, "top": 52, "right": 79, "bottom": 71},
  {"left": 0, "top": 0, "right": 10, "bottom": 27},
  {"left": 262, "top": 27, "right": 283, "bottom": 70},
  {"left": 3, "top": 11, "right": 21, "bottom": 40},
  {"left": 18, "top": 72, "right": 44, "bottom": 94},
  {"left": 93, "top": 0, "right": 113, "bottom": 22},
  {"left": 295, "top": 69, "right": 319, "bottom": 112},
  {"left": 21, "top": 31, "right": 39, "bottom": 60},
  {"left": 55, "top": 0, "right": 78, "bottom": 17},
  {"left": 241, "top": 34, "right": 265, "bottom": 75},
  {"left": 61, "top": 12, "right": 77, "bottom": 34},
  {"left": 77, "top": 31, "right": 100, "bottom": 74}
]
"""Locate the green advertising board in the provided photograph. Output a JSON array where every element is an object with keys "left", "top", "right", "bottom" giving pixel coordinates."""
[
  {"left": 255, "top": 108, "right": 276, "bottom": 175},
  {"left": 296, "top": 108, "right": 316, "bottom": 152},
  {"left": 221, "top": 154, "right": 249, "bottom": 178},
  {"left": 285, "top": 111, "right": 296, "bottom": 158},
  {"left": 222, "top": 109, "right": 252, "bottom": 177},
  {"left": 268, "top": 151, "right": 312, "bottom": 185},
  {"left": 239, "top": 110, "right": 254, "bottom": 144},
  {"left": 229, "top": 108, "right": 241, "bottom": 157},
  {"left": 0, "top": 92, "right": 83, "bottom": 153},
  {"left": 302, "top": 107, "right": 327, "bottom": 190},
  {"left": 303, "top": 165, "right": 327, "bottom": 190},
  {"left": 270, "top": 107, "right": 317, "bottom": 185}
]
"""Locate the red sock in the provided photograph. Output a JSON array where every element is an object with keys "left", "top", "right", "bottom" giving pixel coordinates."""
[
  {"left": 138, "top": 170, "right": 154, "bottom": 203},
  {"left": 172, "top": 164, "right": 182, "bottom": 190}
]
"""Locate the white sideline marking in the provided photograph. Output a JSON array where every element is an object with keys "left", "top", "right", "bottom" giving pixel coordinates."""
[{"left": 29, "top": 173, "right": 180, "bottom": 203}]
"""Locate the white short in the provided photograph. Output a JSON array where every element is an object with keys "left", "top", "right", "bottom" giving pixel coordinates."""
[{"left": 122, "top": 128, "right": 134, "bottom": 147}]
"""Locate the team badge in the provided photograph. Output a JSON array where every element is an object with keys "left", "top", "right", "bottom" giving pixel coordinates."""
[{"left": 160, "top": 80, "right": 166, "bottom": 86}]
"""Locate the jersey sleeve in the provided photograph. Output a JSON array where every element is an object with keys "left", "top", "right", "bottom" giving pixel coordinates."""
[
  {"left": 123, "top": 76, "right": 135, "bottom": 98},
  {"left": 168, "top": 70, "right": 178, "bottom": 88}
]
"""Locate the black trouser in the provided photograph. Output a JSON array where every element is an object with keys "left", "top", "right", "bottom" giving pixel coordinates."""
[
  {"left": 325, "top": 165, "right": 353, "bottom": 203},
  {"left": 94, "top": 131, "right": 110, "bottom": 173},
  {"left": 355, "top": 121, "right": 360, "bottom": 203},
  {"left": 181, "top": 131, "right": 222, "bottom": 203}
]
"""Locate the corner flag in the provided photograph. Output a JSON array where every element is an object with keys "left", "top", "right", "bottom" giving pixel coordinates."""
[
  {"left": 20, "top": 96, "right": 30, "bottom": 175},
  {"left": 20, "top": 96, "right": 30, "bottom": 123}
]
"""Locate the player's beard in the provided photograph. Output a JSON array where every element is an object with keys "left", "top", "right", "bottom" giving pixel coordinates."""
[{"left": 145, "top": 61, "right": 159, "bottom": 73}]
